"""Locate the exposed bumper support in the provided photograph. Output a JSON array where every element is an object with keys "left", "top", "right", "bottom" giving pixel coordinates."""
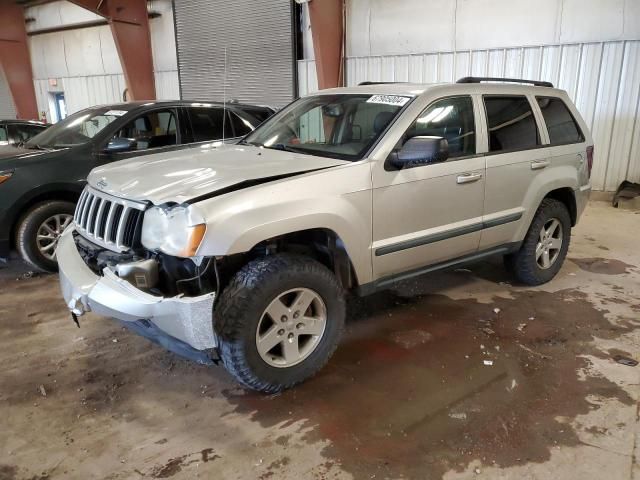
[
  {"left": 57, "top": 226, "right": 216, "bottom": 351},
  {"left": 576, "top": 184, "right": 591, "bottom": 221}
]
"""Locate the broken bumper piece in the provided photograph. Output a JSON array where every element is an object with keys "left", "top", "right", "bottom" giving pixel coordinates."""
[{"left": 57, "top": 226, "right": 217, "bottom": 351}]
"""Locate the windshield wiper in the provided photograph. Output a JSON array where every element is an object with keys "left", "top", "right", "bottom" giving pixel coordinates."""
[
  {"left": 265, "top": 143, "right": 308, "bottom": 154},
  {"left": 237, "top": 139, "right": 264, "bottom": 147},
  {"left": 25, "top": 144, "right": 49, "bottom": 151}
]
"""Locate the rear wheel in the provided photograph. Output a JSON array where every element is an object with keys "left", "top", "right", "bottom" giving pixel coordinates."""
[
  {"left": 16, "top": 201, "right": 75, "bottom": 272},
  {"left": 214, "top": 254, "right": 345, "bottom": 393},
  {"left": 505, "top": 198, "right": 571, "bottom": 285}
]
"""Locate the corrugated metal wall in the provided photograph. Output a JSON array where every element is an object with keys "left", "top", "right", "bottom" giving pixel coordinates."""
[
  {"left": 25, "top": 0, "right": 179, "bottom": 122},
  {"left": 0, "top": 67, "right": 17, "bottom": 120},
  {"left": 298, "top": 40, "right": 640, "bottom": 191},
  {"left": 33, "top": 75, "right": 127, "bottom": 118},
  {"left": 173, "top": 0, "right": 296, "bottom": 107}
]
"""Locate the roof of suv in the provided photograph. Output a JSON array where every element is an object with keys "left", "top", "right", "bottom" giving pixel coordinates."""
[
  {"left": 317, "top": 81, "right": 566, "bottom": 98},
  {"left": 86, "top": 100, "right": 274, "bottom": 112}
]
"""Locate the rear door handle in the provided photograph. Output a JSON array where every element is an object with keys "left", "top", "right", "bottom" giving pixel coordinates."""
[
  {"left": 457, "top": 172, "right": 483, "bottom": 184},
  {"left": 531, "top": 160, "right": 550, "bottom": 170}
]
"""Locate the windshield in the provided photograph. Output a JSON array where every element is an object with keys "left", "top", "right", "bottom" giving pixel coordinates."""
[
  {"left": 25, "top": 107, "right": 127, "bottom": 149},
  {"left": 242, "top": 94, "right": 411, "bottom": 160}
]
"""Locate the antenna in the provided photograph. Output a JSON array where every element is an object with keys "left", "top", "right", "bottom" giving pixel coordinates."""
[{"left": 222, "top": 46, "right": 227, "bottom": 145}]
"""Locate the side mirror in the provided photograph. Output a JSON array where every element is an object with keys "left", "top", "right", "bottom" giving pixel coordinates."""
[
  {"left": 390, "top": 136, "right": 449, "bottom": 169},
  {"left": 105, "top": 137, "right": 137, "bottom": 153}
]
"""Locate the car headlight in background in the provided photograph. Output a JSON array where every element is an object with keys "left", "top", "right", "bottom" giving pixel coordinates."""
[
  {"left": 0, "top": 170, "right": 14, "bottom": 185},
  {"left": 141, "top": 205, "right": 207, "bottom": 257}
]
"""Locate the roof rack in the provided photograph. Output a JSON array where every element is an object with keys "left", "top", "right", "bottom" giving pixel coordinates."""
[
  {"left": 358, "top": 81, "right": 407, "bottom": 86},
  {"left": 456, "top": 76, "right": 554, "bottom": 88}
]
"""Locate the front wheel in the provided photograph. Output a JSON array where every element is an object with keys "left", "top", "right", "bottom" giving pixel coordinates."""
[
  {"left": 214, "top": 254, "right": 346, "bottom": 393},
  {"left": 505, "top": 198, "right": 571, "bottom": 285}
]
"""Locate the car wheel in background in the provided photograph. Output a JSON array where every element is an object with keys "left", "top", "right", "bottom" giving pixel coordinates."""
[{"left": 16, "top": 201, "right": 75, "bottom": 272}]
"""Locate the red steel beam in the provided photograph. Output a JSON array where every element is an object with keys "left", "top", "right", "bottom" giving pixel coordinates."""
[
  {"left": 70, "top": 0, "right": 156, "bottom": 100},
  {"left": 0, "top": 1, "right": 39, "bottom": 120},
  {"left": 307, "top": 0, "right": 344, "bottom": 90}
]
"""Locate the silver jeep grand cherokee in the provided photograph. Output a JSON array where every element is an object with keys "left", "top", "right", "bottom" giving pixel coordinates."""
[{"left": 58, "top": 77, "right": 592, "bottom": 392}]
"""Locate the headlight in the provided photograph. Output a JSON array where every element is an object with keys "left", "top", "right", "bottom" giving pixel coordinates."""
[
  {"left": 141, "top": 205, "right": 207, "bottom": 257},
  {"left": 0, "top": 170, "right": 13, "bottom": 185}
]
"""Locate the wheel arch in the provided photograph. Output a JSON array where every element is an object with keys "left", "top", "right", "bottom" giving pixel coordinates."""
[
  {"left": 543, "top": 187, "right": 577, "bottom": 226},
  {"left": 248, "top": 228, "right": 360, "bottom": 290},
  {"left": 9, "top": 183, "right": 82, "bottom": 246}
]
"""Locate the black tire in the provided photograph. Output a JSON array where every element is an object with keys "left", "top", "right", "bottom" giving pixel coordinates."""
[
  {"left": 16, "top": 201, "right": 75, "bottom": 273},
  {"left": 504, "top": 198, "right": 571, "bottom": 286},
  {"left": 214, "top": 254, "right": 346, "bottom": 393}
]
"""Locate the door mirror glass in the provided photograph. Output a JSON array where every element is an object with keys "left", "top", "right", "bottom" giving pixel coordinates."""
[
  {"left": 391, "top": 136, "right": 449, "bottom": 169},
  {"left": 105, "top": 137, "right": 137, "bottom": 153}
]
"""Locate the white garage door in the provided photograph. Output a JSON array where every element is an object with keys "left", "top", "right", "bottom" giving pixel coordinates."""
[{"left": 173, "top": 0, "right": 296, "bottom": 108}]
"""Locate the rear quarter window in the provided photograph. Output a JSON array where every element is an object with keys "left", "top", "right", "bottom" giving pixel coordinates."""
[{"left": 536, "top": 97, "right": 584, "bottom": 145}]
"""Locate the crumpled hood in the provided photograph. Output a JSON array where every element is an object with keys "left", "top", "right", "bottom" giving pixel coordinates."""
[{"left": 88, "top": 144, "right": 349, "bottom": 205}]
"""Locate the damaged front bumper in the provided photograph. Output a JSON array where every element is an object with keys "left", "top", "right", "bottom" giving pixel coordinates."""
[{"left": 57, "top": 226, "right": 217, "bottom": 352}]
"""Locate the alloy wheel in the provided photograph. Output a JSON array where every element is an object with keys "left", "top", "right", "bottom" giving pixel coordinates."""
[
  {"left": 536, "top": 217, "right": 563, "bottom": 269},
  {"left": 36, "top": 214, "right": 73, "bottom": 261},
  {"left": 255, "top": 288, "right": 327, "bottom": 368}
]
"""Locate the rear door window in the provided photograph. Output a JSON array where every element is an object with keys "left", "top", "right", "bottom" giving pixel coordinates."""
[
  {"left": 536, "top": 97, "right": 584, "bottom": 145},
  {"left": 188, "top": 107, "right": 234, "bottom": 142},
  {"left": 229, "top": 111, "right": 254, "bottom": 137},
  {"left": 0, "top": 126, "right": 7, "bottom": 145},
  {"left": 484, "top": 96, "right": 540, "bottom": 152},
  {"left": 240, "top": 106, "right": 273, "bottom": 124}
]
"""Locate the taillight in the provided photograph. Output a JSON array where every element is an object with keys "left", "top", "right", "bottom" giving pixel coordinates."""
[{"left": 586, "top": 146, "right": 594, "bottom": 178}]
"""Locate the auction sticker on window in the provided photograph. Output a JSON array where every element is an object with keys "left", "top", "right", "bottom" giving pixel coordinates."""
[
  {"left": 366, "top": 95, "right": 411, "bottom": 107},
  {"left": 104, "top": 110, "right": 128, "bottom": 117}
]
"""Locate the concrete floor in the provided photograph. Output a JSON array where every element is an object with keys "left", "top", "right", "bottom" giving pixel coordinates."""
[{"left": 0, "top": 200, "right": 638, "bottom": 480}]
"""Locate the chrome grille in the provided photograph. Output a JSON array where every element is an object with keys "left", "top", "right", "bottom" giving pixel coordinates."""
[{"left": 74, "top": 186, "right": 147, "bottom": 252}]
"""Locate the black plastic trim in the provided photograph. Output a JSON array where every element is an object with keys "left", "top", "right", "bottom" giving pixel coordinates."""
[
  {"left": 375, "top": 222, "right": 483, "bottom": 256},
  {"left": 457, "top": 77, "right": 554, "bottom": 88},
  {"left": 359, "top": 242, "right": 522, "bottom": 296},
  {"left": 374, "top": 212, "right": 523, "bottom": 257},
  {"left": 120, "top": 320, "right": 215, "bottom": 366},
  {"left": 482, "top": 212, "right": 523, "bottom": 229}
]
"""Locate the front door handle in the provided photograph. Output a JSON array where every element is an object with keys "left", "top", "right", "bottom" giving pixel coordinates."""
[
  {"left": 531, "top": 160, "right": 550, "bottom": 170},
  {"left": 457, "top": 172, "right": 483, "bottom": 184}
]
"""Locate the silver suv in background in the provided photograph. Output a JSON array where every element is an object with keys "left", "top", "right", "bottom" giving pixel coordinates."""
[{"left": 57, "top": 77, "right": 593, "bottom": 392}]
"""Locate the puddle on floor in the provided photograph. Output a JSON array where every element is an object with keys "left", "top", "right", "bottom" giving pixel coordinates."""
[{"left": 223, "top": 288, "right": 634, "bottom": 479}]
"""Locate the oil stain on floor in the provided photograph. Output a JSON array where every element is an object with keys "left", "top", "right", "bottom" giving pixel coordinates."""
[
  {"left": 223, "top": 288, "right": 635, "bottom": 480},
  {"left": 570, "top": 257, "right": 635, "bottom": 275}
]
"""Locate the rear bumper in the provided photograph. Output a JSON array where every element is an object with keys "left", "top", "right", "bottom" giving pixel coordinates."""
[
  {"left": 57, "top": 226, "right": 217, "bottom": 351},
  {"left": 575, "top": 184, "right": 591, "bottom": 222}
]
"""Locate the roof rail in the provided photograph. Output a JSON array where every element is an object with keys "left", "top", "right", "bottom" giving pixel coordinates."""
[
  {"left": 456, "top": 76, "right": 554, "bottom": 88},
  {"left": 358, "top": 81, "right": 407, "bottom": 86}
]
